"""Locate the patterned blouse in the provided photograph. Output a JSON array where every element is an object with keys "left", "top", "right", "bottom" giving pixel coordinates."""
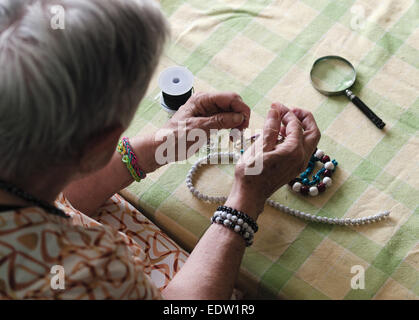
[{"left": 0, "top": 193, "right": 188, "bottom": 299}]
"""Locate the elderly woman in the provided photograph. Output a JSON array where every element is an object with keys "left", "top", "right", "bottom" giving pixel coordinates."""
[{"left": 0, "top": 0, "right": 320, "bottom": 299}]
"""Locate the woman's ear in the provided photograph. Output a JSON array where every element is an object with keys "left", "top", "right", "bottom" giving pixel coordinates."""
[{"left": 78, "top": 125, "right": 125, "bottom": 175}]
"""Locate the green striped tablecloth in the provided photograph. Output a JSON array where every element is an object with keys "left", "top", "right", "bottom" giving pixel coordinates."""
[{"left": 121, "top": 0, "right": 419, "bottom": 299}]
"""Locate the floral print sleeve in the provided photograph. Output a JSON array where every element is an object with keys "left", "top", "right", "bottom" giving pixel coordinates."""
[{"left": 0, "top": 193, "right": 188, "bottom": 299}]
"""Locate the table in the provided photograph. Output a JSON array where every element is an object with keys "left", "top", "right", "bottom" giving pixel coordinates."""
[{"left": 121, "top": 0, "right": 419, "bottom": 299}]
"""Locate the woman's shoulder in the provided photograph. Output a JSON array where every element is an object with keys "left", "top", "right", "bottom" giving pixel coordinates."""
[{"left": 0, "top": 198, "right": 161, "bottom": 300}]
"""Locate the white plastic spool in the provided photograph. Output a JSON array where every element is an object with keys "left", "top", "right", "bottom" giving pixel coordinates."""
[{"left": 158, "top": 66, "right": 194, "bottom": 115}]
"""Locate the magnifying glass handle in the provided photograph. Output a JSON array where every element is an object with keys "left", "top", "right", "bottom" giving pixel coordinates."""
[{"left": 345, "top": 90, "right": 385, "bottom": 129}]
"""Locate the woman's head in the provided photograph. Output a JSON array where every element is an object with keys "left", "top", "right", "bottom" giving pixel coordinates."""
[{"left": 0, "top": 0, "right": 168, "bottom": 182}]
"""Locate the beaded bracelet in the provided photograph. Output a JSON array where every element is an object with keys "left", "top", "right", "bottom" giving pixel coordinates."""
[
  {"left": 117, "top": 137, "right": 147, "bottom": 182},
  {"left": 211, "top": 206, "right": 258, "bottom": 247},
  {"left": 288, "top": 149, "right": 338, "bottom": 197},
  {"left": 217, "top": 205, "right": 258, "bottom": 232}
]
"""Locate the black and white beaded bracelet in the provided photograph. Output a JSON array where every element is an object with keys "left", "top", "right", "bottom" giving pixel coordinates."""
[{"left": 211, "top": 206, "right": 258, "bottom": 247}]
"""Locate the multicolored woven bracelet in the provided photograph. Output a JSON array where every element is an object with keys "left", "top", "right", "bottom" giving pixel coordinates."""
[{"left": 117, "top": 137, "right": 147, "bottom": 182}]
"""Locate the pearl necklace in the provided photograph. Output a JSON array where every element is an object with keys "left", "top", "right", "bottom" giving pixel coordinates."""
[{"left": 186, "top": 152, "right": 390, "bottom": 226}]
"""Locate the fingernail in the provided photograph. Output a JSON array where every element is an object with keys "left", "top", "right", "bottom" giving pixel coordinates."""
[{"left": 233, "top": 113, "right": 244, "bottom": 124}]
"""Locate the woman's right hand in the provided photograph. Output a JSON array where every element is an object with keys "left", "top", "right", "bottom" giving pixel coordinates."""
[{"left": 225, "top": 103, "right": 321, "bottom": 220}]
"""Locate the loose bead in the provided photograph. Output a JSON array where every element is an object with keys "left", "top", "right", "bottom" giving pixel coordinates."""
[
  {"left": 292, "top": 182, "right": 302, "bottom": 192},
  {"left": 321, "top": 155, "right": 330, "bottom": 163},
  {"left": 315, "top": 149, "right": 324, "bottom": 159},
  {"left": 323, "top": 169, "right": 332, "bottom": 177},
  {"left": 323, "top": 177, "right": 332, "bottom": 187},
  {"left": 317, "top": 183, "right": 326, "bottom": 192},
  {"left": 324, "top": 161, "right": 335, "bottom": 170},
  {"left": 300, "top": 185, "right": 309, "bottom": 195},
  {"left": 309, "top": 186, "right": 319, "bottom": 196}
]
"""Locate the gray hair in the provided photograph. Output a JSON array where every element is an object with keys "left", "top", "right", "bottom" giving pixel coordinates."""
[{"left": 0, "top": 0, "right": 168, "bottom": 180}]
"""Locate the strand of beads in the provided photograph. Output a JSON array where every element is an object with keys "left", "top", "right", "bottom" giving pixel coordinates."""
[
  {"left": 288, "top": 149, "right": 338, "bottom": 197},
  {"left": 186, "top": 152, "right": 391, "bottom": 226}
]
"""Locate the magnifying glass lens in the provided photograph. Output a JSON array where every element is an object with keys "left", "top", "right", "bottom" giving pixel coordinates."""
[{"left": 311, "top": 58, "right": 356, "bottom": 93}]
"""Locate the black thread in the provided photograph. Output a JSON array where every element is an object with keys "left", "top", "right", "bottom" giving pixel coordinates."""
[{"left": 162, "top": 88, "right": 193, "bottom": 111}]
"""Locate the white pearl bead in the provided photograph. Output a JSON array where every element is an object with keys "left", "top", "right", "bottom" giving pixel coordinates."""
[
  {"left": 223, "top": 219, "right": 231, "bottom": 227},
  {"left": 226, "top": 213, "right": 232, "bottom": 220},
  {"left": 315, "top": 149, "right": 324, "bottom": 159},
  {"left": 309, "top": 186, "right": 319, "bottom": 196},
  {"left": 215, "top": 217, "right": 222, "bottom": 223},
  {"left": 292, "top": 182, "right": 302, "bottom": 193},
  {"left": 234, "top": 225, "right": 241, "bottom": 232},
  {"left": 237, "top": 218, "right": 243, "bottom": 225},
  {"left": 324, "top": 161, "right": 335, "bottom": 170},
  {"left": 243, "top": 222, "right": 248, "bottom": 229},
  {"left": 323, "top": 177, "right": 332, "bottom": 187},
  {"left": 221, "top": 212, "right": 227, "bottom": 218},
  {"left": 231, "top": 215, "right": 238, "bottom": 222}
]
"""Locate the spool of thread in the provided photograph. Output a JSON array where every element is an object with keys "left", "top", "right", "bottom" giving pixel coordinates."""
[{"left": 158, "top": 66, "right": 194, "bottom": 115}]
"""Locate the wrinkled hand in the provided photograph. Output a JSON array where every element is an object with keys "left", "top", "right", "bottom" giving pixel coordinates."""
[
  {"left": 155, "top": 91, "right": 251, "bottom": 162},
  {"left": 225, "top": 103, "right": 321, "bottom": 219}
]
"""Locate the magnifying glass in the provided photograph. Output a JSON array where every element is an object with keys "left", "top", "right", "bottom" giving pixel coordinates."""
[{"left": 310, "top": 56, "right": 385, "bottom": 129}]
